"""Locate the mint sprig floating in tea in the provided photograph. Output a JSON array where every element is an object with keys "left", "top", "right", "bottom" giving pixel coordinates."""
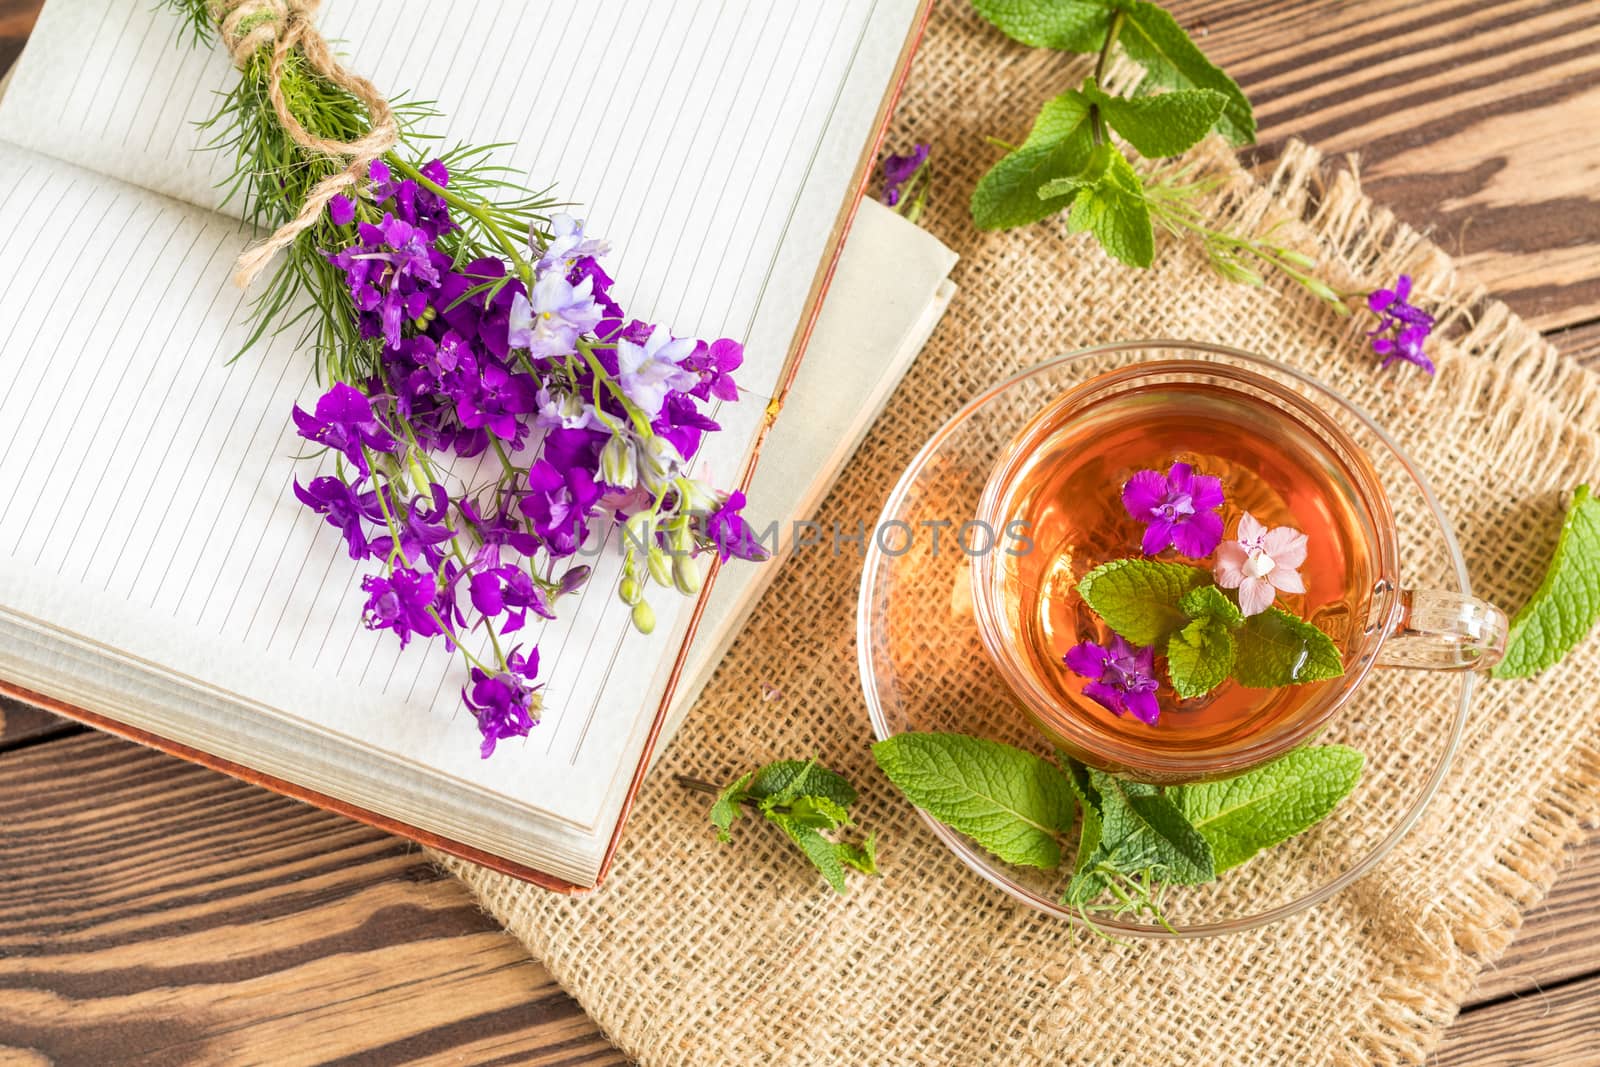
[
  {"left": 1066, "top": 463, "right": 1343, "bottom": 721},
  {"left": 162, "top": 1, "right": 769, "bottom": 757},
  {"left": 968, "top": 1, "right": 1340, "bottom": 305},
  {"left": 684, "top": 760, "right": 879, "bottom": 896},
  {"left": 1494, "top": 485, "right": 1600, "bottom": 679},
  {"left": 872, "top": 733, "right": 1362, "bottom": 927}
]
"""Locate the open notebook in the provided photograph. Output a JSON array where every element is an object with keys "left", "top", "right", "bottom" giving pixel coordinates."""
[{"left": 0, "top": 0, "right": 941, "bottom": 890}]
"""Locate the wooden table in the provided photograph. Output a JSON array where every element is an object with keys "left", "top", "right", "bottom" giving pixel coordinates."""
[{"left": 3, "top": 1, "right": 1598, "bottom": 1063}]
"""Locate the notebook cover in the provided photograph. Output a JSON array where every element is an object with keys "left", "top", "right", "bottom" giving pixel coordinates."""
[{"left": 0, "top": 0, "right": 937, "bottom": 894}]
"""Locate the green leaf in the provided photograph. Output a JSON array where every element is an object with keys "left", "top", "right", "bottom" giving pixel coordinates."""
[
  {"left": 1076, "top": 558, "right": 1212, "bottom": 646},
  {"left": 710, "top": 771, "right": 754, "bottom": 842},
  {"left": 1180, "top": 583, "right": 1243, "bottom": 627},
  {"left": 1063, "top": 146, "right": 1155, "bottom": 267},
  {"left": 971, "top": 0, "right": 1112, "bottom": 52},
  {"left": 838, "top": 832, "right": 880, "bottom": 876},
  {"left": 1233, "top": 608, "right": 1344, "bottom": 687},
  {"left": 770, "top": 815, "right": 849, "bottom": 894},
  {"left": 1096, "top": 86, "right": 1229, "bottom": 158},
  {"left": 1091, "top": 771, "right": 1215, "bottom": 885},
  {"left": 1117, "top": 0, "right": 1256, "bottom": 145},
  {"left": 1494, "top": 485, "right": 1600, "bottom": 679},
  {"left": 748, "top": 759, "right": 859, "bottom": 809},
  {"left": 872, "top": 732, "right": 1077, "bottom": 870},
  {"left": 1172, "top": 745, "right": 1363, "bottom": 871},
  {"left": 1166, "top": 614, "right": 1235, "bottom": 698},
  {"left": 971, "top": 91, "right": 1096, "bottom": 230},
  {"left": 779, "top": 794, "right": 853, "bottom": 830}
]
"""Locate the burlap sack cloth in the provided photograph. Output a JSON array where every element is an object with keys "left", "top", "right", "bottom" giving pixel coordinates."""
[{"left": 442, "top": 5, "right": 1600, "bottom": 1063}]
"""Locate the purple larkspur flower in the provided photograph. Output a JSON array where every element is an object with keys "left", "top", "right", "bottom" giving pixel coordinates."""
[
  {"left": 615, "top": 325, "right": 698, "bottom": 417},
  {"left": 880, "top": 142, "right": 929, "bottom": 206},
  {"left": 1366, "top": 274, "right": 1436, "bottom": 375},
  {"left": 328, "top": 193, "right": 356, "bottom": 226},
  {"left": 468, "top": 564, "right": 556, "bottom": 635},
  {"left": 294, "top": 475, "right": 381, "bottom": 559},
  {"left": 1121, "top": 461, "right": 1225, "bottom": 558},
  {"left": 703, "top": 491, "right": 770, "bottom": 562},
  {"left": 437, "top": 259, "right": 521, "bottom": 361},
  {"left": 458, "top": 496, "right": 540, "bottom": 563},
  {"left": 328, "top": 212, "right": 447, "bottom": 348},
  {"left": 568, "top": 255, "right": 623, "bottom": 319},
  {"left": 535, "top": 213, "right": 611, "bottom": 275},
  {"left": 1064, "top": 635, "right": 1162, "bottom": 725},
  {"left": 534, "top": 384, "right": 605, "bottom": 432},
  {"left": 370, "top": 483, "right": 455, "bottom": 570},
  {"left": 292, "top": 383, "right": 398, "bottom": 476},
  {"left": 506, "top": 271, "right": 604, "bottom": 359},
  {"left": 464, "top": 647, "right": 541, "bottom": 758},
  {"left": 360, "top": 566, "right": 444, "bottom": 649},
  {"left": 520, "top": 457, "right": 604, "bottom": 556},
  {"left": 652, "top": 392, "right": 721, "bottom": 460},
  {"left": 454, "top": 362, "right": 539, "bottom": 445},
  {"left": 680, "top": 337, "right": 744, "bottom": 403}
]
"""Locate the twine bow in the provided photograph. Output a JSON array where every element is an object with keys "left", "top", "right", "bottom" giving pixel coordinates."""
[{"left": 211, "top": 0, "right": 398, "bottom": 288}]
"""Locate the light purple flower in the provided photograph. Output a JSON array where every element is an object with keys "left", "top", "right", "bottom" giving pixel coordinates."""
[
  {"left": 1121, "top": 461, "right": 1225, "bottom": 557},
  {"left": 1213, "top": 511, "right": 1308, "bottom": 617},
  {"left": 615, "top": 325, "right": 698, "bottom": 417},
  {"left": 881, "top": 142, "right": 929, "bottom": 207},
  {"left": 506, "top": 271, "right": 604, "bottom": 358},
  {"left": 291, "top": 383, "right": 398, "bottom": 476},
  {"left": 1064, "top": 634, "right": 1162, "bottom": 725},
  {"left": 534, "top": 213, "right": 611, "bottom": 275},
  {"left": 534, "top": 385, "right": 605, "bottom": 431}
]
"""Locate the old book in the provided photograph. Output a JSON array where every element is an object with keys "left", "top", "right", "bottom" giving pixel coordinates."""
[{"left": 0, "top": 0, "right": 943, "bottom": 890}]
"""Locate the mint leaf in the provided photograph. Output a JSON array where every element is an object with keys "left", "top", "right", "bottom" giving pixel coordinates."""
[
  {"left": 1173, "top": 745, "right": 1363, "bottom": 871},
  {"left": 1090, "top": 771, "right": 1215, "bottom": 885},
  {"left": 1118, "top": 0, "right": 1255, "bottom": 145},
  {"left": 749, "top": 759, "right": 858, "bottom": 809},
  {"left": 779, "top": 794, "right": 852, "bottom": 830},
  {"left": 971, "top": 0, "right": 1111, "bottom": 52},
  {"left": 1180, "top": 583, "right": 1243, "bottom": 627},
  {"left": 710, "top": 771, "right": 754, "bottom": 842},
  {"left": 770, "top": 815, "right": 849, "bottom": 894},
  {"left": 1095, "top": 86, "right": 1229, "bottom": 158},
  {"left": 838, "top": 832, "right": 879, "bottom": 876},
  {"left": 1494, "top": 485, "right": 1600, "bottom": 679},
  {"left": 971, "top": 91, "right": 1096, "bottom": 230},
  {"left": 1076, "top": 558, "right": 1211, "bottom": 646},
  {"left": 1063, "top": 146, "right": 1154, "bottom": 268},
  {"left": 1166, "top": 614, "right": 1235, "bottom": 698},
  {"left": 872, "top": 732, "right": 1077, "bottom": 870},
  {"left": 1233, "top": 608, "right": 1344, "bottom": 687}
]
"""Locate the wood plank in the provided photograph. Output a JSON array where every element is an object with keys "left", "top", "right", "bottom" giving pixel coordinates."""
[
  {"left": 0, "top": 732, "right": 626, "bottom": 1067},
  {"left": 1165, "top": 0, "right": 1600, "bottom": 333},
  {"left": 1465, "top": 831, "right": 1600, "bottom": 1005},
  {"left": 0, "top": 0, "right": 39, "bottom": 78},
  {"left": 1438, "top": 972, "right": 1600, "bottom": 1067},
  {"left": 0, "top": 695, "right": 77, "bottom": 750},
  {"left": 1551, "top": 319, "right": 1600, "bottom": 367}
]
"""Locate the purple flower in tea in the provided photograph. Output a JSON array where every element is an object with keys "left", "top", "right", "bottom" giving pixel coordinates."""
[
  {"left": 1366, "top": 274, "right": 1436, "bottom": 375},
  {"left": 1214, "top": 512, "right": 1308, "bottom": 617},
  {"left": 1121, "top": 461, "right": 1225, "bottom": 558},
  {"left": 1064, "top": 635, "right": 1162, "bottom": 726},
  {"left": 292, "top": 383, "right": 398, "bottom": 476},
  {"left": 881, "top": 142, "right": 929, "bottom": 207}
]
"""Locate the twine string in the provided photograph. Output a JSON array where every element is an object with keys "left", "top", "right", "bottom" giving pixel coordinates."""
[{"left": 211, "top": 0, "right": 398, "bottom": 288}]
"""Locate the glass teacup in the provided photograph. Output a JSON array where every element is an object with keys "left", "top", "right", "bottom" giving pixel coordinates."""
[{"left": 970, "top": 354, "right": 1507, "bottom": 784}]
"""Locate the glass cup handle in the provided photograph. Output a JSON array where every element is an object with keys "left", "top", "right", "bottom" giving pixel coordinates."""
[{"left": 1375, "top": 588, "right": 1509, "bottom": 672}]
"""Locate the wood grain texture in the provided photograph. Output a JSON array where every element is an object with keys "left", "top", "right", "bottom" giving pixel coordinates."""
[
  {"left": 1437, "top": 973, "right": 1600, "bottom": 1067},
  {"left": 0, "top": 0, "right": 1598, "bottom": 1064},
  {"left": 0, "top": 732, "right": 627, "bottom": 1067}
]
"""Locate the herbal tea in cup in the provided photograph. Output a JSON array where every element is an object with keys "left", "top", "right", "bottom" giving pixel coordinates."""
[{"left": 971, "top": 359, "right": 1507, "bottom": 784}]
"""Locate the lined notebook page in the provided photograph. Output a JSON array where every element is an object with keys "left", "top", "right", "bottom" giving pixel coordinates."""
[
  {"left": 0, "top": 0, "right": 923, "bottom": 836},
  {"left": 0, "top": 0, "right": 924, "bottom": 398}
]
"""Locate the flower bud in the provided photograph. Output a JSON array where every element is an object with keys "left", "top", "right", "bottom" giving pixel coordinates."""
[
  {"left": 558, "top": 565, "right": 591, "bottom": 596},
  {"left": 622, "top": 511, "right": 655, "bottom": 553},
  {"left": 631, "top": 599, "right": 656, "bottom": 634},
  {"left": 1279, "top": 250, "right": 1317, "bottom": 270},
  {"left": 647, "top": 545, "right": 673, "bottom": 586},
  {"left": 619, "top": 575, "right": 643, "bottom": 605},
  {"left": 672, "top": 553, "right": 703, "bottom": 596},
  {"left": 600, "top": 434, "right": 638, "bottom": 488}
]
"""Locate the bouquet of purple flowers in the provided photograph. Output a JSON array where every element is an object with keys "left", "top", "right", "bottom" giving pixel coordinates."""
[{"left": 169, "top": 0, "right": 766, "bottom": 756}]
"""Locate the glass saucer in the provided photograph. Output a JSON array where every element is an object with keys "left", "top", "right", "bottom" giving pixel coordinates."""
[{"left": 856, "top": 341, "right": 1475, "bottom": 938}]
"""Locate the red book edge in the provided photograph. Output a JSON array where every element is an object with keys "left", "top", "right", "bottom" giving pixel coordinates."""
[{"left": 2, "top": 0, "right": 939, "bottom": 895}]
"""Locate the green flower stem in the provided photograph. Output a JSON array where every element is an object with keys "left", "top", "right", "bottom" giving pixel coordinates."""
[
  {"left": 576, "top": 339, "right": 655, "bottom": 437},
  {"left": 390, "top": 156, "right": 531, "bottom": 277},
  {"left": 1093, "top": 9, "right": 1126, "bottom": 86}
]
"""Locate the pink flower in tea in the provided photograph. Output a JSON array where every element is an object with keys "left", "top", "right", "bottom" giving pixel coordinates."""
[
  {"left": 1065, "top": 635, "right": 1162, "bottom": 726},
  {"left": 1122, "top": 461, "right": 1225, "bottom": 558},
  {"left": 1214, "top": 512, "right": 1308, "bottom": 617}
]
